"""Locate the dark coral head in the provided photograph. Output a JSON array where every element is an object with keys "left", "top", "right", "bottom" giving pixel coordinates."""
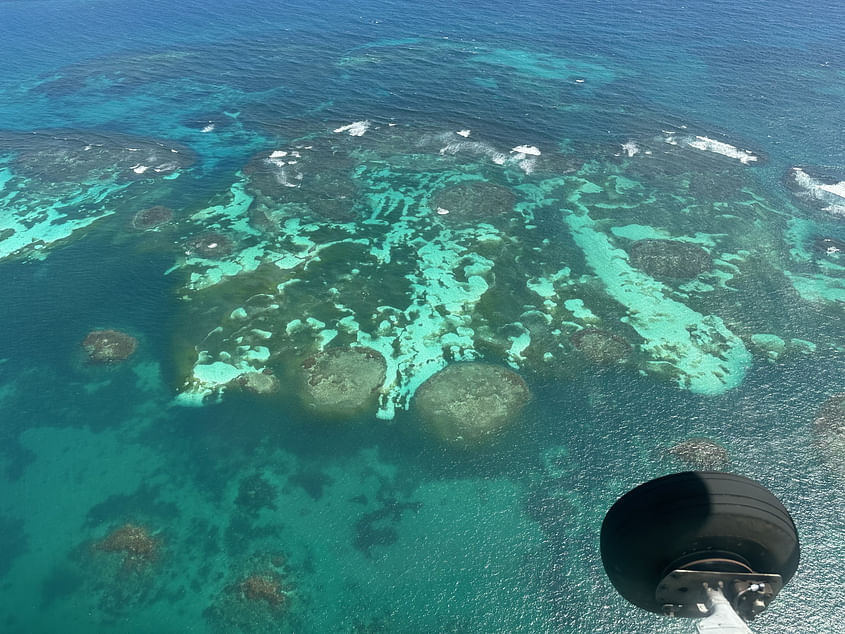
[{"left": 82, "top": 329, "right": 138, "bottom": 364}]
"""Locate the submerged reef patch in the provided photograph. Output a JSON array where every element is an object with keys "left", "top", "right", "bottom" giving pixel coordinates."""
[
  {"left": 132, "top": 205, "right": 173, "bottom": 230},
  {"left": 244, "top": 144, "right": 360, "bottom": 222},
  {"left": 627, "top": 239, "right": 713, "bottom": 279},
  {"left": 185, "top": 232, "right": 235, "bottom": 258},
  {"left": 204, "top": 552, "right": 295, "bottom": 634},
  {"left": 73, "top": 521, "right": 165, "bottom": 617},
  {"left": 92, "top": 523, "right": 161, "bottom": 573},
  {"left": 569, "top": 328, "right": 631, "bottom": 364},
  {"left": 431, "top": 180, "right": 516, "bottom": 224},
  {"left": 667, "top": 437, "right": 729, "bottom": 470},
  {"left": 235, "top": 370, "right": 281, "bottom": 395},
  {"left": 299, "top": 347, "right": 387, "bottom": 419},
  {"left": 82, "top": 329, "right": 138, "bottom": 364},
  {"left": 414, "top": 362, "right": 530, "bottom": 447}
]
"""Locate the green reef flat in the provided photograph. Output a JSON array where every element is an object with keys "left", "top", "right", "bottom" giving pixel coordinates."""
[
  {"left": 120, "top": 122, "right": 838, "bottom": 415},
  {"left": 0, "top": 131, "right": 193, "bottom": 261}
]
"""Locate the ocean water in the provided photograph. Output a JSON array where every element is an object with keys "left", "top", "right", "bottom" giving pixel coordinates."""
[{"left": 1, "top": 0, "right": 844, "bottom": 632}]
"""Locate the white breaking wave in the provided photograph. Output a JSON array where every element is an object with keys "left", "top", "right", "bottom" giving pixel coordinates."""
[
  {"left": 334, "top": 121, "right": 371, "bottom": 136},
  {"left": 688, "top": 135, "right": 758, "bottom": 164},
  {"left": 518, "top": 158, "right": 537, "bottom": 174},
  {"left": 817, "top": 180, "right": 845, "bottom": 198},
  {"left": 663, "top": 131, "right": 758, "bottom": 164},
  {"left": 201, "top": 124, "right": 215, "bottom": 133},
  {"left": 268, "top": 149, "right": 304, "bottom": 169},
  {"left": 621, "top": 141, "right": 639, "bottom": 157},
  {"left": 509, "top": 145, "right": 541, "bottom": 174},
  {"left": 272, "top": 168, "right": 302, "bottom": 188},
  {"left": 439, "top": 140, "right": 508, "bottom": 165},
  {"left": 457, "top": 129, "right": 471, "bottom": 138},
  {"left": 791, "top": 167, "right": 845, "bottom": 217}
]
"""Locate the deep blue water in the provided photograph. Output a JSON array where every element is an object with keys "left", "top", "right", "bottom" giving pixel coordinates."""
[{"left": 1, "top": 1, "right": 844, "bottom": 632}]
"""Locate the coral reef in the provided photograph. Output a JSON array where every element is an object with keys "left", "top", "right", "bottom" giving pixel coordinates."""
[
  {"left": 238, "top": 573, "right": 287, "bottom": 608},
  {"left": 82, "top": 329, "right": 138, "bottom": 364},
  {"left": 627, "top": 239, "right": 713, "bottom": 279},
  {"left": 300, "top": 347, "right": 387, "bottom": 418},
  {"left": 236, "top": 370, "right": 281, "bottom": 395},
  {"left": 74, "top": 521, "right": 164, "bottom": 618},
  {"left": 570, "top": 328, "right": 632, "bottom": 364},
  {"left": 174, "top": 125, "right": 830, "bottom": 407},
  {"left": 6, "top": 129, "right": 195, "bottom": 185},
  {"left": 431, "top": 180, "right": 516, "bottom": 223},
  {"left": 205, "top": 552, "right": 295, "bottom": 634},
  {"left": 185, "top": 232, "right": 234, "bottom": 258},
  {"left": 244, "top": 145, "right": 360, "bottom": 222},
  {"left": 93, "top": 523, "right": 160, "bottom": 571},
  {"left": 132, "top": 205, "right": 173, "bottom": 230},
  {"left": 414, "top": 363, "right": 530, "bottom": 446},
  {"left": 667, "top": 438, "right": 729, "bottom": 470}
]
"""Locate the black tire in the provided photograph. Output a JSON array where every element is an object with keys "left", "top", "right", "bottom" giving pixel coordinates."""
[{"left": 600, "top": 471, "right": 800, "bottom": 614}]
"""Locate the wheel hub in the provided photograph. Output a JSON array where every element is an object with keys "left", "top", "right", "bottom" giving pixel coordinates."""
[{"left": 656, "top": 569, "right": 783, "bottom": 621}]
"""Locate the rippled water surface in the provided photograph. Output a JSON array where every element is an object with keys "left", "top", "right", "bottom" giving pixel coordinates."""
[{"left": 1, "top": 1, "right": 844, "bottom": 632}]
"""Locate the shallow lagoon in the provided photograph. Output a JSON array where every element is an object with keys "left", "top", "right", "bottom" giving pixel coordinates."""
[{"left": 1, "top": 1, "right": 844, "bottom": 632}]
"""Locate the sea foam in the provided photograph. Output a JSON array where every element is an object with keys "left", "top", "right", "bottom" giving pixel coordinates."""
[
  {"left": 621, "top": 141, "right": 639, "bottom": 157},
  {"left": 664, "top": 131, "right": 758, "bottom": 164},
  {"left": 439, "top": 140, "right": 507, "bottom": 165},
  {"left": 334, "top": 120, "right": 371, "bottom": 136},
  {"left": 791, "top": 167, "right": 845, "bottom": 217}
]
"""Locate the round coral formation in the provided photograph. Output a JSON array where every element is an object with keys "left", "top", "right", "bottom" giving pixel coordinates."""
[
  {"left": 570, "top": 328, "right": 632, "bottom": 364},
  {"left": 414, "top": 363, "right": 530, "bottom": 446},
  {"left": 186, "top": 232, "right": 233, "bottom": 258},
  {"left": 82, "top": 329, "right": 138, "bottom": 364},
  {"left": 94, "top": 523, "right": 160, "bottom": 572},
  {"left": 132, "top": 205, "right": 173, "bottom": 230},
  {"left": 238, "top": 574, "right": 287, "bottom": 609},
  {"left": 668, "top": 438, "right": 729, "bottom": 470},
  {"left": 431, "top": 180, "right": 516, "bottom": 223},
  {"left": 204, "top": 552, "right": 293, "bottom": 634},
  {"left": 628, "top": 239, "right": 713, "bottom": 279},
  {"left": 300, "top": 347, "right": 387, "bottom": 418},
  {"left": 244, "top": 146, "right": 360, "bottom": 223},
  {"left": 237, "top": 370, "right": 281, "bottom": 395}
]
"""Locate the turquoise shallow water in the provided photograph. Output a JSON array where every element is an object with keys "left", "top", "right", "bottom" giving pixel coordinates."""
[{"left": 1, "top": 1, "right": 844, "bottom": 632}]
